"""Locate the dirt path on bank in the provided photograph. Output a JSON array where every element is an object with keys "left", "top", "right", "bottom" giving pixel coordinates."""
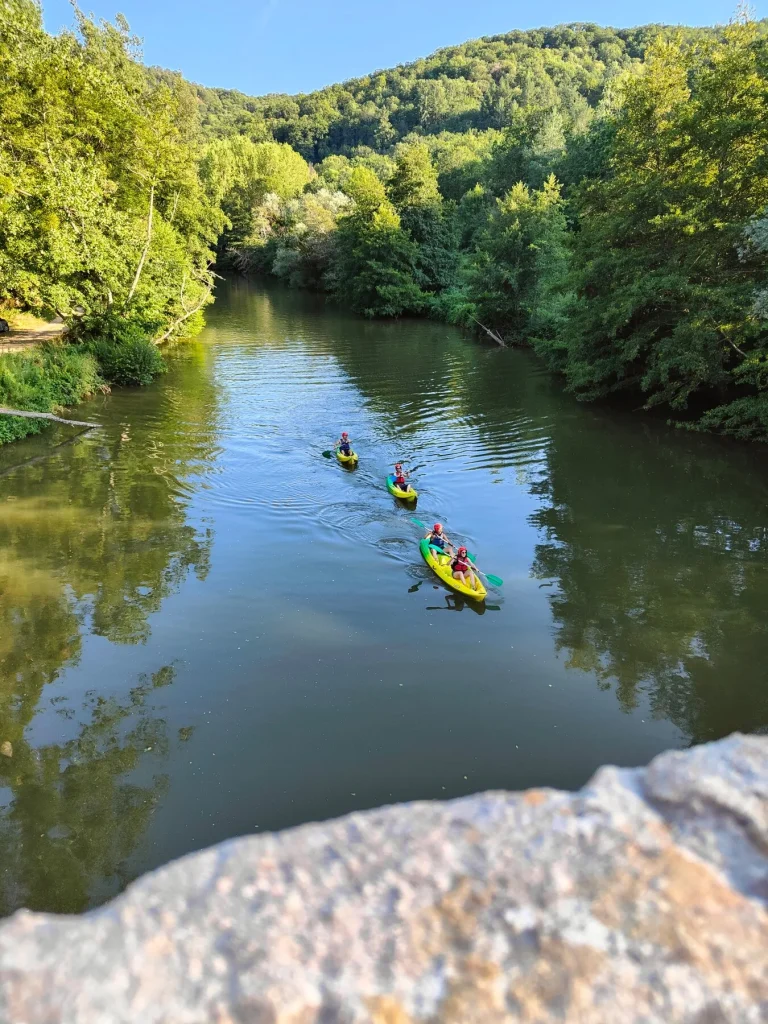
[{"left": 0, "top": 316, "right": 68, "bottom": 355}]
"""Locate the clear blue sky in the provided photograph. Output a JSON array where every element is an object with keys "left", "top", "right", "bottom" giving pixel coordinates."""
[{"left": 42, "top": 0, "right": 750, "bottom": 95}]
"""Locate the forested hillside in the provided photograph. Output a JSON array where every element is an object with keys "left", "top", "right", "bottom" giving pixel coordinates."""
[
  {"left": 194, "top": 23, "right": 711, "bottom": 159},
  {"left": 3, "top": 5, "right": 768, "bottom": 441},
  {"left": 200, "top": 15, "right": 768, "bottom": 441}
]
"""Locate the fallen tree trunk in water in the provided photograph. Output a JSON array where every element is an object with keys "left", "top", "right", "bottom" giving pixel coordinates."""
[
  {"left": 470, "top": 316, "right": 506, "bottom": 347},
  {"left": 0, "top": 406, "right": 100, "bottom": 429}
]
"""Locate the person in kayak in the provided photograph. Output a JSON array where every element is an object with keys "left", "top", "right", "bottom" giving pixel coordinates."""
[
  {"left": 451, "top": 546, "right": 478, "bottom": 589},
  {"left": 425, "top": 522, "right": 454, "bottom": 555},
  {"left": 337, "top": 432, "right": 352, "bottom": 455},
  {"left": 393, "top": 462, "right": 412, "bottom": 493}
]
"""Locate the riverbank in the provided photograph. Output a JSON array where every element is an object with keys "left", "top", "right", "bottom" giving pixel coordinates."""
[
  {"left": 0, "top": 330, "right": 167, "bottom": 445},
  {"left": 0, "top": 345, "right": 105, "bottom": 445},
  {"left": 0, "top": 312, "right": 68, "bottom": 354}
]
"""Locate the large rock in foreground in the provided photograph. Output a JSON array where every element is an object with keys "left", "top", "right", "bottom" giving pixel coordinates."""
[{"left": 0, "top": 734, "right": 766, "bottom": 1023}]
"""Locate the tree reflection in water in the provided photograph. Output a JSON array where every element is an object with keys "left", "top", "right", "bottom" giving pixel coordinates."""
[{"left": 0, "top": 350, "right": 217, "bottom": 912}]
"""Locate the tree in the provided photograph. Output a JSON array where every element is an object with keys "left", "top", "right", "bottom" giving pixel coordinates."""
[
  {"left": 0, "top": 1, "right": 221, "bottom": 344},
  {"left": 388, "top": 142, "right": 442, "bottom": 211},
  {"left": 342, "top": 166, "right": 387, "bottom": 215},
  {"left": 201, "top": 137, "right": 310, "bottom": 252},
  {"left": 463, "top": 175, "right": 568, "bottom": 341},
  {"left": 557, "top": 20, "right": 768, "bottom": 437},
  {"left": 331, "top": 203, "right": 426, "bottom": 317}
]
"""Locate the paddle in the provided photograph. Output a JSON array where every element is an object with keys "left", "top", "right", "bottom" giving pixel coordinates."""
[
  {"left": 321, "top": 449, "right": 333, "bottom": 458},
  {"left": 427, "top": 543, "right": 503, "bottom": 588},
  {"left": 475, "top": 568, "right": 504, "bottom": 587}
]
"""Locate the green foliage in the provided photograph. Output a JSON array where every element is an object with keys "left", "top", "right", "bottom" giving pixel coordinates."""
[
  {"left": 545, "top": 20, "right": 768, "bottom": 436},
  {"left": 343, "top": 167, "right": 388, "bottom": 215},
  {"left": 462, "top": 176, "right": 569, "bottom": 341},
  {"left": 331, "top": 204, "right": 427, "bottom": 317},
  {"left": 0, "top": 345, "right": 104, "bottom": 444},
  {"left": 194, "top": 23, "right": 698, "bottom": 160},
  {"left": 89, "top": 336, "right": 166, "bottom": 387},
  {"left": 0, "top": 0, "right": 220, "bottom": 357},
  {"left": 201, "top": 137, "right": 311, "bottom": 253},
  {"left": 80, "top": 315, "right": 166, "bottom": 386},
  {"left": 271, "top": 189, "right": 352, "bottom": 288},
  {"left": 388, "top": 142, "right": 442, "bottom": 210}
]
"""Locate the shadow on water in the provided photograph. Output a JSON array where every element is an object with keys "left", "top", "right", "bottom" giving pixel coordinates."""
[{"left": 527, "top": 413, "right": 768, "bottom": 745}]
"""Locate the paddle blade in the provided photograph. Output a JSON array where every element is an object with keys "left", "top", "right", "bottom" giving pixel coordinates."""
[
  {"left": 321, "top": 450, "right": 333, "bottom": 459},
  {"left": 411, "top": 517, "right": 426, "bottom": 529},
  {"left": 484, "top": 573, "right": 503, "bottom": 587}
]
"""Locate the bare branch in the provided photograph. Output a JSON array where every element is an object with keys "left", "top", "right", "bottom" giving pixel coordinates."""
[
  {"left": 126, "top": 182, "right": 155, "bottom": 305},
  {"left": 0, "top": 407, "right": 100, "bottom": 429},
  {"left": 152, "top": 277, "right": 214, "bottom": 345},
  {"left": 469, "top": 315, "right": 506, "bottom": 347}
]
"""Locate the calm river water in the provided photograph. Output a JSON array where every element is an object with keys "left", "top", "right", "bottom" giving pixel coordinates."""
[{"left": 1, "top": 277, "right": 767, "bottom": 914}]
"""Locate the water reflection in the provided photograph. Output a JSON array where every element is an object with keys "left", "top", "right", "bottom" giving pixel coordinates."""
[
  {"left": 209, "top": 279, "right": 768, "bottom": 748},
  {"left": 528, "top": 415, "right": 768, "bottom": 744},
  {"left": 426, "top": 594, "right": 499, "bottom": 615},
  {"left": 1, "top": 278, "right": 767, "bottom": 918},
  {"left": 0, "top": 350, "right": 219, "bottom": 911},
  {"left": 0, "top": 664, "right": 188, "bottom": 914}
]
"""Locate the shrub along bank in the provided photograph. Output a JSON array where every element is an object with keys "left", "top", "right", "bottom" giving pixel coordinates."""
[{"left": 0, "top": 334, "right": 167, "bottom": 445}]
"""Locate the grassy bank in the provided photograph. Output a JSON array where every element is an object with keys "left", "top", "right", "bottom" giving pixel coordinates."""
[{"left": 0, "top": 336, "right": 166, "bottom": 446}]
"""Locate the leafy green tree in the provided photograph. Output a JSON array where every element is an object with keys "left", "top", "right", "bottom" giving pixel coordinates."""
[
  {"left": 463, "top": 175, "right": 568, "bottom": 340},
  {"left": 0, "top": 1, "right": 221, "bottom": 353},
  {"left": 331, "top": 203, "right": 426, "bottom": 317},
  {"left": 555, "top": 20, "right": 768, "bottom": 437},
  {"left": 388, "top": 142, "right": 442, "bottom": 210},
  {"left": 270, "top": 189, "right": 352, "bottom": 288},
  {"left": 201, "top": 137, "right": 311, "bottom": 251},
  {"left": 387, "top": 142, "right": 457, "bottom": 292},
  {"left": 342, "top": 166, "right": 387, "bottom": 215}
]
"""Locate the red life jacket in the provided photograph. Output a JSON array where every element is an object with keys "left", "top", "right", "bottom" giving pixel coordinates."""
[
  {"left": 394, "top": 474, "right": 407, "bottom": 488},
  {"left": 452, "top": 556, "right": 470, "bottom": 573}
]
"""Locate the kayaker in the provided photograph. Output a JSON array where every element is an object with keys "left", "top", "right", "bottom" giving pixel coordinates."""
[
  {"left": 425, "top": 522, "right": 454, "bottom": 555},
  {"left": 337, "top": 431, "right": 352, "bottom": 456},
  {"left": 451, "top": 546, "right": 478, "bottom": 589},
  {"left": 393, "top": 463, "right": 412, "bottom": 493}
]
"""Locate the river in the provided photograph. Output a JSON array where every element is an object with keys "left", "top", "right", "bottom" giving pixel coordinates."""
[{"left": 1, "top": 277, "right": 767, "bottom": 914}]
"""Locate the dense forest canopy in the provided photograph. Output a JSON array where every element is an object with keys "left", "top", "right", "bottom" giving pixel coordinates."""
[
  {"left": 193, "top": 23, "right": 712, "bottom": 159},
  {"left": 3, "top": 4, "right": 768, "bottom": 441}
]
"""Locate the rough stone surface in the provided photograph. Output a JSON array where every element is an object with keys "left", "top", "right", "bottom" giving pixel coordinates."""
[{"left": 0, "top": 734, "right": 766, "bottom": 1023}]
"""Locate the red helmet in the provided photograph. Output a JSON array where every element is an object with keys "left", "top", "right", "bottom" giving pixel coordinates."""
[
  {"left": 341, "top": 432, "right": 348, "bottom": 438},
  {"left": 458, "top": 546, "right": 468, "bottom": 556},
  {"left": 433, "top": 523, "right": 442, "bottom": 532}
]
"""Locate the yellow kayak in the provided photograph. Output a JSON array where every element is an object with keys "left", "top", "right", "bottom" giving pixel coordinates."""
[
  {"left": 336, "top": 447, "right": 358, "bottom": 465},
  {"left": 387, "top": 475, "right": 417, "bottom": 500},
  {"left": 419, "top": 539, "right": 487, "bottom": 601}
]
